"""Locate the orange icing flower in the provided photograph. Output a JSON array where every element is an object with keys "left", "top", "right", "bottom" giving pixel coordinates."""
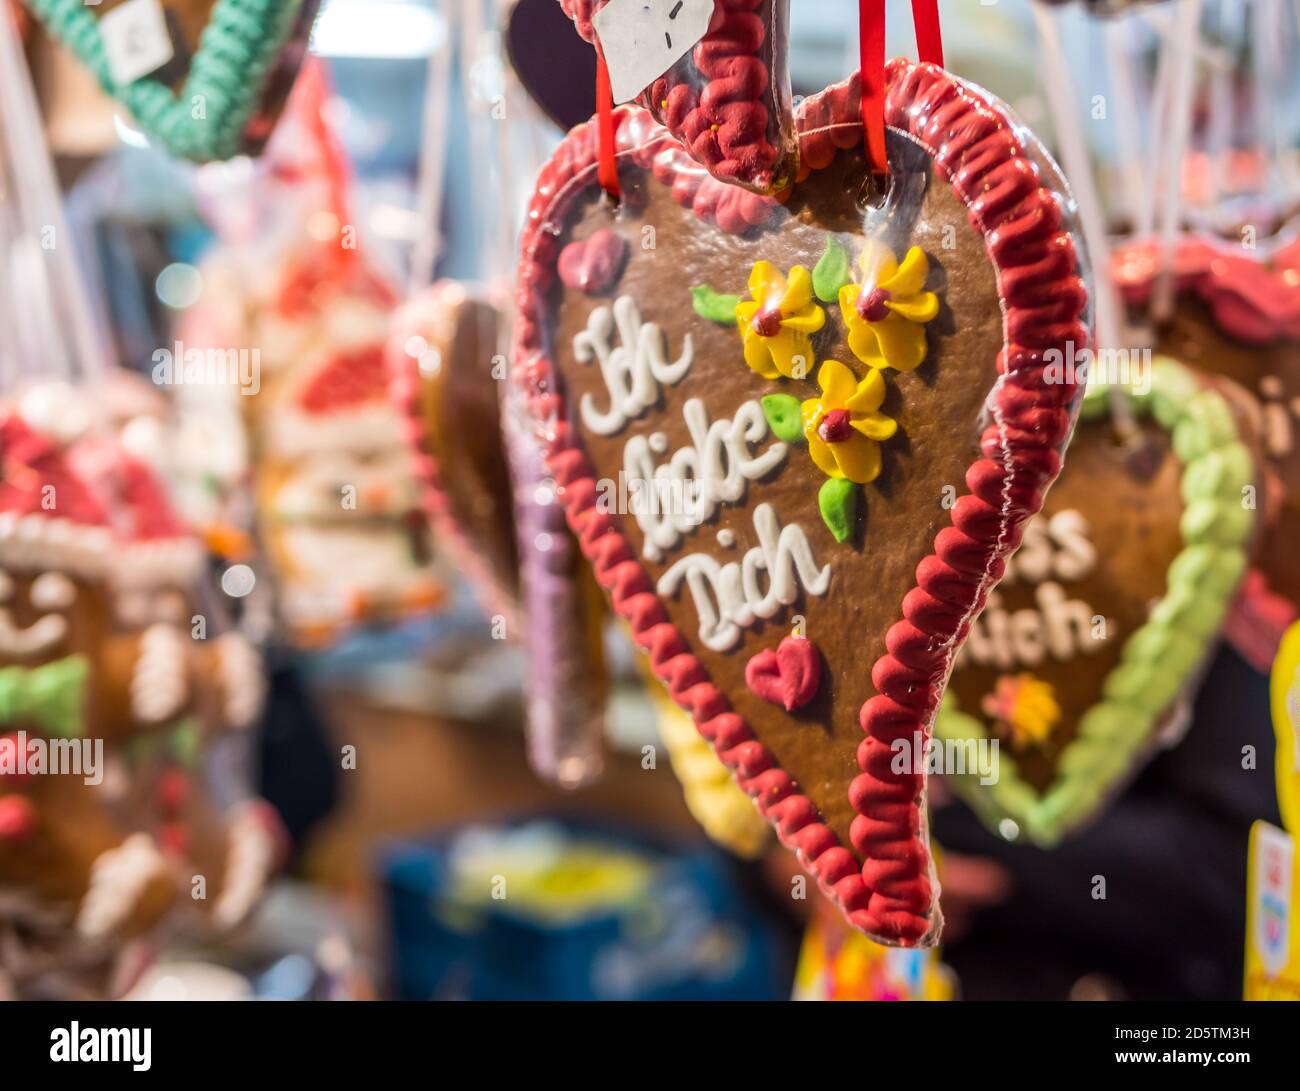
[
  {"left": 800, "top": 359, "right": 897, "bottom": 485},
  {"left": 982, "top": 674, "right": 1061, "bottom": 750},
  {"left": 735, "top": 261, "right": 826, "bottom": 379},
  {"left": 838, "top": 242, "right": 939, "bottom": 372}
]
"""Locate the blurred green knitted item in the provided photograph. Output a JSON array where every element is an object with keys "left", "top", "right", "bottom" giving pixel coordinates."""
[{"left": 23, "top": 0, "right": 316, "bottom": 162}]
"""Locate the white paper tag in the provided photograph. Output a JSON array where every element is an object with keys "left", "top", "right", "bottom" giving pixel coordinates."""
[
  {"left": 99, "top": 0, "right": 176, "bottom": 87},
  {"left": 593, "top": 0, "right": 714, "bottom": 105}
]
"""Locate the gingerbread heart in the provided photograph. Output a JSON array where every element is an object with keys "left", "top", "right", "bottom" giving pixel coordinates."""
[
  {"left": 515, "top": 60, "right": 1091, "bottom": 944},
  {"left": 24, "top": 0, "right": 320, "bottom": 162},
  {"left": 386, "top": 283, "right": 610, "bottom": 787},
  {"left": 388, "top": 283, "right": 521, "bottom": 624},
  {"left": 933, "top": 358, "right": 1256, "bottom": 844},
  {"left": 1114, "top": 235, "right": 1300, "bottom": 667},
  {"left": 559, "top": 0, "right": 797, "bottom": 194}
]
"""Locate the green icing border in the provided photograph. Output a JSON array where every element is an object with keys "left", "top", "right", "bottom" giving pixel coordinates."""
[
  {"left": 933, "top": 356, "right": 1255, "bottom": 846},
  {"left": 26, "top": 0, "right": 303, "bottom": 162}
]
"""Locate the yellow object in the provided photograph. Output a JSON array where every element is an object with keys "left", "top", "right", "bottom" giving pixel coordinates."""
[
  {"left": 646, "top": 676, "right": 771, "bottom": 859},
  {"left": 838, "top": 243, "right": 938, "bottom": 372},
  {"left": 449, "top": 835, "right": 652, "bottom": 922},
  {"left": 799, "top": 360, "right": 897, "bottom": 484},
  {"left": 735, "top": 262, "right": 826, "bottom": 379},
  {"left": 793, "top": 912, "right": 956, "bottom": 1001},
  {"left": 982, "top": 673, "right": 1061, "bottom": 751},
  {"left": 1244, "top": 821, "right": 1300, "bottom": 1000},
  {"left": 1269, "top": 620, "right": 1300, "bottom": 836}
]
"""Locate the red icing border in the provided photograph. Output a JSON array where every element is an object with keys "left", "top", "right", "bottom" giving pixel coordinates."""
[
  {"left": 513, "top": 59, "right": 1088, "bottom": 944},
  {"left": 1113, "top": 234, "right": 1300, "bottom": 344},
  {"left": 561, "top": 0, "right": 788, "bottom": 193}
]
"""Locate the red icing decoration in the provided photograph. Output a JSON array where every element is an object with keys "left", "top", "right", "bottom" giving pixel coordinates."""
[
  {"left": 297, "top": 344, "right": 389, "bottom": 414},
  {"left": 0, "top": 795, "right": 36, "bottom": 841},
  {"left": 1224, "top": 569, "right": 1299, "bottom": 673},
  {"left": 1112, "top": 235, "right": 1300, "bottom": 344},
  {"left": 513, "top": 59, "right": 1088, "bottom": 944},
  {"left": 159, "top": 819, "right": 190, "bottom": 858},
  {"left": 71, "top": 437, "right": 191, "bottom": 543},
  {"left": 751, "top": 308, "right": 782, "bottom": 337},
  {"left": 0, "top": 415, "right": 110, "bottom": 527},
  {"left": 745, "top": 636, "right": 822, "bottom": 711},
  {"left": 857, "top": 287, "right": 892, "bottom": 322},
  {"left": 156, "top": 768, "right": 190, "bottom": 816},
  {"left": 561, "top": 0, "right": 787, "bottom": 193},
  {"left": 818, "top": 409, "right": 854, "bottom": 444},
  {"left": 557, "top": 228, "right": 629, "bottom": 294}
]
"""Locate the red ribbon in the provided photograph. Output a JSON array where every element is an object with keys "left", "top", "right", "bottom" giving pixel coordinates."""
[
  {"left": 860, "top": 0, "right": 946, "bottom": 174},
  {"left": 859, "top": 0, "right": 887, "bottom": 175},
  {"left": 912, "top": 0, "right": 945, "bottom": 67},
  {"left": 595, "top": 48, "right": 620, "bottom": 200}
]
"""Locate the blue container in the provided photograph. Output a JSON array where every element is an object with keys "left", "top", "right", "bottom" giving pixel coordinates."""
[{"left": 381, "top": 817, "right": 789, "bottom": 1000}]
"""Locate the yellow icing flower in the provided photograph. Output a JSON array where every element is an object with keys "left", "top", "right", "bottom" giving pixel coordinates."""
[
  {"left": 838, "top": 242, "right": 939, "bottom": 372},
  {"left": 982, "top": 673, "right": 1061, "bottom": 751},
  {"left": 799, "top": 359, "right": 897, "bottom": 485},
  {"left": 735, "top": 261, "right": 826, "bottom": 379}
]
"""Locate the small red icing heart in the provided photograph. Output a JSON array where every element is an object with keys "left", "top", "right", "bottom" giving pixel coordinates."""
[
  {"left": 558, "top": 229, "right": 628, "bottom": 295},
  {"left": 745, "top": 636, "right": 822, "bottom": 711}
]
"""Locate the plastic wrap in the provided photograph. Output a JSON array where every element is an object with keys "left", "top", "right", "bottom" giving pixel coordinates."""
[
  {"left": 560, "top": 0, "right": 797, "bottom": 194},
  {"left": 512, "top": 59, "right": 1093, "bottom": 945}
]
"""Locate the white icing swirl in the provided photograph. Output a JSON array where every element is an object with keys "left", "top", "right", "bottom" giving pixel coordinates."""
[
  {"left": 215, "top": 632, "right": 264, "bottom": 730},
  {"left": 624, "top": 397, "right": 787, "bottom": 562},
  {"left": 76, "top": 834, "right": 168, "bottom": 940},
  {"left": 130, "top": 624, "right": 189, "bottom": 724},
  {"left": 573, "top": 296, "right": 694, "bottom": 435},
  {"left": 658, "top": 504, "right": 831, "bottom": 651},
  {"left": 213, "top": 804, "right": 276, "bottom": 929}
]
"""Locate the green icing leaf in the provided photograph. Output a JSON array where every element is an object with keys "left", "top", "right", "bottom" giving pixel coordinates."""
[
  {"left": 172, "top": 719, "right": 203, "bottom": 769},
  {"left": 690, "top": 284, "right": 741, "bottom": 324},
  {"left": 812, "top": 237, "right": 852, "bottom": 303},
  {"left": 818, "top": 477, "right": 857, "bottom": 542},
  {"left": 761, "top": 394, "right": 804, "bottom": 444}
]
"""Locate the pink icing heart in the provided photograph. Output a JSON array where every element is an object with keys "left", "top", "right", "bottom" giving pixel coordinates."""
[
  {"left": 557, "top": 229, "right": 628, "bottom": 295},
  {"left": 745, "top": 636, "right": 822, "bottom": 712}
]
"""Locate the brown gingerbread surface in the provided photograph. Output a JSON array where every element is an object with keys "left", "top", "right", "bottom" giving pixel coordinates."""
[
  {"left": 549, "top": 145, "right": 1002, "bottom": 852},
  {"left": 419, "top": 294, "right": 520, "bottom": 599}
]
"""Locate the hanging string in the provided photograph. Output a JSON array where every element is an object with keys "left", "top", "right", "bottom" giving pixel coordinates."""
[
  {"left": 0, "top": 2, "right": 106, "bottom": 390},
  {"left": 1031, "top": 1, "right": 1139, "bottom": 441},
  {"left": 1103, "top": 19, "right": 1147, "bottom": 235},
  {"left": 1152, "top": 0, "right": 1202, "bottom": 323},
  {"left": 859, "top": 0, "right": 887, "bottom": 174},
  {"left": 409, "top": 0, "right": 454, "bottom": 295},
  {"left": 595, "top": 46, "right": 620, "bottom": 200}
]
